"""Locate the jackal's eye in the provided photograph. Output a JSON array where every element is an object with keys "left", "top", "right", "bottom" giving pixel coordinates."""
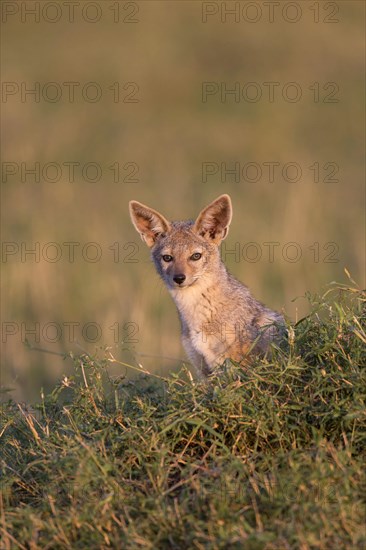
[
  {"left": 190, "top": 252, "right": 202, "bottom": 261},
  {"left": 162, "top": 254, "right": 173, "bottom": 263}
]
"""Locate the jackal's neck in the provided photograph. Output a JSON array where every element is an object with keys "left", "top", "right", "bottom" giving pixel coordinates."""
[{"left": 168, "top": 263, "right": 230, "bottom": 319}]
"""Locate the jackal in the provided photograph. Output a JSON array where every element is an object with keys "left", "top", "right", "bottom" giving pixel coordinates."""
[{"left": 129, "top": 194, "right": 284, "bottom": 376}]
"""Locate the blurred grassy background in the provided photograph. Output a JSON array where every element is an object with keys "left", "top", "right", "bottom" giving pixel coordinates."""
[{"left": 2, "top": 1, "right": 365, "bottom": 402}]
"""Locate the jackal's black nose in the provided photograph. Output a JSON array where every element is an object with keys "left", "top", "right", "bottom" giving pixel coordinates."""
[{"left": 173, "top": 274, "right": 186, "bottom": 285}]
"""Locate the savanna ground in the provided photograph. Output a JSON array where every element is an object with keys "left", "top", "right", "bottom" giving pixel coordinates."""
[{"left": 1, "top": 284, "right": 365, "bottom": 549}]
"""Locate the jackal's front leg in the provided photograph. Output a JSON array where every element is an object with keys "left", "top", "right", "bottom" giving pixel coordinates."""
[{"left": 181, "top": 334, "right": 211, "bottom": 378}]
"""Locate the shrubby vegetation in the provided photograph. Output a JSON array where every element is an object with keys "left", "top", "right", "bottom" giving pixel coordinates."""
[{"left": 1, "top": 284, "right": 365, "bottom": 549}]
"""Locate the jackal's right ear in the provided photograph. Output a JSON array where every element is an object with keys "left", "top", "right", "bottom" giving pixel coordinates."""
[
  {"left": 129, "top": 200, "right": 171, "bottom": 248},
  {"left": 193, "top": 194, "right": 232, "bottom": 244}
]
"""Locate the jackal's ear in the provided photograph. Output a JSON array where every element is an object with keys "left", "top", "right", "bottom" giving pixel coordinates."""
[
  {"left": 193, "top": 194, "right": 232, "bottom": 244},
  {"left": 129, "top": 200, "right": 171, "bottom": 248}
]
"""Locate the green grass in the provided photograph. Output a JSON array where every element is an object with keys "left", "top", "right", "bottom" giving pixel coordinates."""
[{"left": 1, "top": 284, "right": 365, "bottom": 549}]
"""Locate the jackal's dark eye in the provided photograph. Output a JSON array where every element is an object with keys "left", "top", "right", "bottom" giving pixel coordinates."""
[
  {"left": 162, "top": 254, "right": 173, "bottom": 263},
  {"left": 190, "top": 252, "right": 202, "bottom": 261}
]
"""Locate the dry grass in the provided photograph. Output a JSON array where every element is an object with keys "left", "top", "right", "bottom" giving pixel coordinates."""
[
  {"left": 2, "top": 2, "right": 365, "bottom": 401},
  {"left": 1, "top": 285, "right": 365, "bottom": 549}
]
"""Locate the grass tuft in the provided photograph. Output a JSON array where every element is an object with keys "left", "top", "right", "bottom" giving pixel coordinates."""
[{"left": 1, "top": 284, "right": 365, "bottom": 549}]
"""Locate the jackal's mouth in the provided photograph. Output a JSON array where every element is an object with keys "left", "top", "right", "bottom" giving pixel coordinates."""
[
  {"left": 171, "top": 278, "right": 197, "bottom": 289},
  {"left": 172, "top": 281, "right": 189, "bottom": 289}
]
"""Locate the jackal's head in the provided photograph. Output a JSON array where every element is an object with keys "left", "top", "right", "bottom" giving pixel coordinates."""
[{"left": 129, "top": 195, "right": 232, "bottom": 290}]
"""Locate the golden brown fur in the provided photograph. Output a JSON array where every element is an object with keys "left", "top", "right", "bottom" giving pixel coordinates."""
[{"left": 129, "top": 195, "right": 284, "bottom": 376}]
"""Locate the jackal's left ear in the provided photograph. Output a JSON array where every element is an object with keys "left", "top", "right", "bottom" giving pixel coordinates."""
[{"left": 193, "top": 194, "right": 232, "bottom": 244}]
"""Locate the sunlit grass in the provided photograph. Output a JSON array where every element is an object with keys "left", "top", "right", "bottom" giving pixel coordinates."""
[{"left": 1, "top": 285, "right": 365, "bottom": 549}]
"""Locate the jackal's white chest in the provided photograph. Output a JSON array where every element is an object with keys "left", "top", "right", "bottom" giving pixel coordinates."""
[{"left": 171, "top": 283, "right": 237, "bottom": 366}]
